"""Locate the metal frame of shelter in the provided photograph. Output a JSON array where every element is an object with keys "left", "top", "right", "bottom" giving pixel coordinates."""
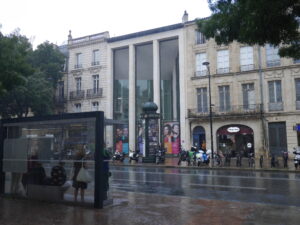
[{"left": 0, "top": 112, "right": 114, "bottom": 209}]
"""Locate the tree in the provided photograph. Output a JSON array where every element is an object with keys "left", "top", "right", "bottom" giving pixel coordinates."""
[
  {"left": 0, "top": 31, "right": 34, "bottom": 95},
  {"left": 29, "top": 41, "right": 65, "bottom": 88},
  {"left": 0, "top": 72, "right": 54, "bottom": 118},
  {"left": 0, "top": 30, "right": 65, "bottom": 118},
  {"left": 198, "top": 0, "right": 300, "bottom": 58}
]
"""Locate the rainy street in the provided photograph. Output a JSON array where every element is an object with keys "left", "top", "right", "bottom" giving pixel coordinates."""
[
  {"left": 1, "top": 165, "right": 300, "bottom": 225},
  {"left": 110, "top": 165, "right": 300, "bottom": 207}
]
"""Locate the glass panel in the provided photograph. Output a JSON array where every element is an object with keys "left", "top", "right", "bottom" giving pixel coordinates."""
[
  {"left": 195, "top": 53, "right": 207, "bottom": 76},
  {"left": 276, "top": 80, "right": 282, "bottom": 102},
  {"left": 266, "top": 44, "right": 280, "bottom": 67},
  {"left": 296, "top": 79, "right": 300, "bottom": 101},
  {"left": 136, "top": 43, "right": 153, "bottom": 118},
  {"left": 240, "top": 46, "right": 253, "bottom": 71},
  {"left": 160, "top": 39, "right": 180, "bottom": 121},
  {"left": 2, "top": 117, "right": 108, "bottom": 207},
  {"left": 268, "top": 81, "right": 275, "bottom": 103},
  {"left": 113, "top": 48, "right": 129, "bottom": 121}
]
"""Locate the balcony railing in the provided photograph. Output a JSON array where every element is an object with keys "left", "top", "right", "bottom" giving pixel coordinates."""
[
  {"left": 70, "top": 90, "right": 85, "bottom": 100},
  {"left": 74, "top": 64, "right": 82, "bottom": 69},
  {"left": 194, "top": 70, "right": 208, "bottom": 77},
  {"left": 240, "top": 64, "right": 255, "bottom": 72},
  {"left": 86, "top": 88, "right": 103, "bottom": 98},
  {"left": 188, "top": 104, "right": 262, "bottom": 118},
  {"left": 55, "top": 96, "right": 66, "bottom": 104},
  {"left": 296, "top": 101, "right": 300, "bottom": 110},
  {"left": 91, "top": 61, "right": 100, "bottom": 66},
  {"left": 266, "top": 59, "right": 280, "bottom": 67},
  {"left": 216, "top": 67, "right": 230, "bottom": 74},
  {"left": 268, "top": 102, "right": 283, "bottom": 111}
]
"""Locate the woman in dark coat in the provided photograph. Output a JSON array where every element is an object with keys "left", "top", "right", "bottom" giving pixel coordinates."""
[{"left": 72, "top": 148, "right": 87, "bottom": 202}]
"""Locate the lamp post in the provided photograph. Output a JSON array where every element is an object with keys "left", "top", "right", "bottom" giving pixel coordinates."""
[{"left": 202, "top": 61, "right": 214, "bottom": 166}]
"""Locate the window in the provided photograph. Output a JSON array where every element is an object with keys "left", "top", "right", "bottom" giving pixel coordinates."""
[
  {"left": 242, "top": 83, "right": 255, "bottom": 110},
  {"left": 58, "top": 81, "right": 64, "bottom": 98},
  {"left": 92, "top": 102, "right": 99, "bottom": 111},
  {"left": 219, "top": 85, "right": 230, "bottom": 112},
  {"left": 93, "top": 75, "right": 99, "bottom": 91},
  {"left": 240, "top": 46, "right": 254, "bottom": 71},
  {"left": 294, "top": 59, "right": 300, "bottom": 64},
  {"left": 92, "top": 50, "right": 100, "bottom": 66},
  {"left": 268, "top": 80, "right": 283, "bottom": 111},
  {"left": 266, "top": 44, "right": 280, "bottom": 67},
  {"left": 195, "top": 31, "right": 206, "bottom": 45},
  {"left": 195, "top": 53, "right": 207, "bottom": 76},
  {"left": 75, "top": 53, "right": 82, "bottom": 69},
  {"left": 75, "top": 77, "right": 82, "bottom": 91},
  {"left": 197, "top": 88, "right": 208, "bottom": 113},
  {"left": 217, "top": 50, "right": 229, "bottom": 74},
  {"left": 74, "top": 103, "right": 81, "bottom": 113},
  {"left": 296, "top": 79, "right": 300, "bottom": 110}
]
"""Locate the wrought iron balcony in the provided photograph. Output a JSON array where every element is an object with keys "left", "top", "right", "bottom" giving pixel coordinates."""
[
  {"left": 91, "top": 61, "right": 100, "bottom": 66},
  {"left": 86, "top": 88, "right": 103, "bottom": 98},
  {"left": 216, "top": 67, "right": 230, "bottom": 74},
  {"left": 268, "top": 102, "right": 283, "bottom": 111},
  {"left": 70, "top": 90, "right": 85, "bottom": 100},
  {"left": 240, "top": 64, "right": 255, "bottom": 72},
  {"left": 194, "top": 70, "right": 208, "bottom": 77},
  {"left": 188, "top": 104, "right": 262, "bottom": 118},
  {"left": 55, "top": 96, "right": 66, "bottom": 105},
  {"left": 74, "top": 64, "right": 82, "bottom": 69},
  {"left": 266, "top": 59, "right": 280, "bottom": 67}
]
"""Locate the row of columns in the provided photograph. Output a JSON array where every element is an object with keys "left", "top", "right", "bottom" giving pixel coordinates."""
[
  {"left": 128, "top": 40, "right": 161, "bottom": 152},
  {"left": 108, "top": 34, "right": 187, "bottom": 152}
]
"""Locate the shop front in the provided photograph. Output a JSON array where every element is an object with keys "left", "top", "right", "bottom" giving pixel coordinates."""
[
  {"left": 217, "top": 125, "right": 254, "bottom": 157},
  {"left": 192, "top": 126, "right": 206, "bottom": 150}
]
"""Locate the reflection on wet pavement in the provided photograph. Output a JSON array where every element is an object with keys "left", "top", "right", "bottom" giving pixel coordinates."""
[{"left": 1, "top": 191, "right": 300, "bottom": 225}]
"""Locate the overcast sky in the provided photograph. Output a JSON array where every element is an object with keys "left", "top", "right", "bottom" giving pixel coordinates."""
[{"left": 0, "top": 0, "right": 211, "bottom": 48}]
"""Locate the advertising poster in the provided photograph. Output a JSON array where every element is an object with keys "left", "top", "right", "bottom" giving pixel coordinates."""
[
  {"left": 115, "top": 125, "right": 129, "bottom": 154},
  {"left": 137, "top": 121, "right": 144, "bottom": 156},
  {"left": 163, "top": 122, "right": 180, "bottom": 155},
  {"left": 148, "top": 119, "right": 159, "bottom": 157}
]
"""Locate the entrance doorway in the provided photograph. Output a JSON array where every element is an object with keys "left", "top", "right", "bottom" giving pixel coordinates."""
[
  {"left": 217, "top": 125, "right": 254, "bottom": 157},
  {"left": 268, "top": 122, "right": 287, "bottom": 156},
  {"left": 192, "top": 126, "right": 206, "bottom": 150}
]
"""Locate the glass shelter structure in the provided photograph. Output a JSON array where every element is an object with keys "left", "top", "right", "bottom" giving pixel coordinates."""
[{"left": 0, "top": 112, "right": 109, "bottom": 208}]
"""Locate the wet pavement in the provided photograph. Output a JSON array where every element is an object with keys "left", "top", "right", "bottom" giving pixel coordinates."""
[
  {"left": 113, "top": 156, "right": 300, "bottom": 172},
  {"left": 1, "top": 190, "right": 300, "bottom": 225},
  {"left": 110, "top": 166, "right": 300, "bottom": 207},
  {"left": 1, "top": 158, "right": 300, "bottom": 225}
]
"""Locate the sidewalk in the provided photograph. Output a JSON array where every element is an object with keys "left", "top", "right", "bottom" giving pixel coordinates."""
[{"left": 113, "top": 156, "right": 300, "bottom": 173}]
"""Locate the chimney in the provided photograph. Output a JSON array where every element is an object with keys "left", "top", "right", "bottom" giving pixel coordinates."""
[
  {"left": 182, "top": 10, "right": 188, "bottom": 23},
  {"left": 68, "top": 30, "right": 72, "bottom": 44}
]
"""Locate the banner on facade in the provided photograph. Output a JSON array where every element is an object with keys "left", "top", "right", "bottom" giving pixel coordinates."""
[
  {"left": 115, "top": 125, "right": 129, "bottom": 154},
  {"left": 163, "top": 122, "right": 180, "bottom": 155}
]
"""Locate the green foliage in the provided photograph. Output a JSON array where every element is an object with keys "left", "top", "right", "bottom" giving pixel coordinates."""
[
  {"left": 0, "top": 31, "right": 34, "bottom": 95},
  {"left": 198, "top": 0, "right": 300, "bottom": 58},
  {"left": 29, "top": 42, "right": 65, "bottom": 88},
  {"left": 0, "top": 72, "right": 54, "bottom": 118},
  {"left": 0, "top": 29, "right": 65, "bottom": 118}
]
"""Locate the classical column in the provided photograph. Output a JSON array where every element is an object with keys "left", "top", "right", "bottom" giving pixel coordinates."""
[
  {"left": 153, "top": 40, "right": 160, "bottom": 112},
  {"left": 129, "top": 44, "right": 136, "bottom": 152},
  {"left": 178, "top": 31, "right": 188, "bottom": 149},
  {"left": 106, "top": 47, "right": 114, "bottom": 148}
]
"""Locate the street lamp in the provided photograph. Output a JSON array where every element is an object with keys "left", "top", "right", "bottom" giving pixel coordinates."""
[{"left": 202, "top": 61, "right": 214, "bottom": 166}]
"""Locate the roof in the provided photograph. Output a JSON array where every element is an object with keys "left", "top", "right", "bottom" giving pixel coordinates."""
[{"left": 108, "top": 23, "right": 184, "bottom": 43}]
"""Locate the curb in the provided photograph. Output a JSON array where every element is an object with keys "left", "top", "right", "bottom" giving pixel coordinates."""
[{"left": 111, "top": 161, "right": 300, "bottom": 173}]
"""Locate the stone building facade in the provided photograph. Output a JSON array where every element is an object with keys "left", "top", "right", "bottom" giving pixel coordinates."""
[{"left": 58, "top": 12, "right": 300, "bottom": 158}]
